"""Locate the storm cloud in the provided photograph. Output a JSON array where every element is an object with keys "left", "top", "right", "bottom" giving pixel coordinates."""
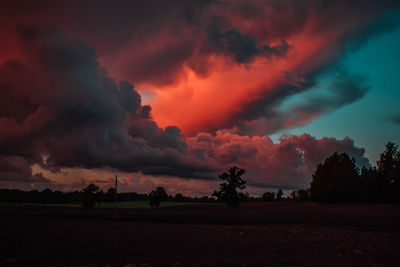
[
  {"left": 207, "top": 22, "right": 290, "bottom": 64},
  {"left": 0, "top": 25, "right": 216, "bottom": 183},
  {"left": 188, "top": 132, "right": 370, "bottom": 190},
  {"left": 229, "top": 71, "right": 370, "bottom": 136},
  {"left": 0, "top": 0, "right": 398, "bottom": 192}
]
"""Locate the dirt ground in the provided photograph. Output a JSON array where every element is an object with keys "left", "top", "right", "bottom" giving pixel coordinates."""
[{"left": 1, "top": 202, "right": 400, "bottom": 266}]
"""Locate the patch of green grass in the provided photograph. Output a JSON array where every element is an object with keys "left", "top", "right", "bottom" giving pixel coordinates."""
[
  {"left": 98, "top": 201, "right": 203, "bottom": 208},
  {"left": 41, "top": 201, "right": 220, "bottom": 209},
  {"left": 42, "top": 203, "right": 82, "bottom": 208}
]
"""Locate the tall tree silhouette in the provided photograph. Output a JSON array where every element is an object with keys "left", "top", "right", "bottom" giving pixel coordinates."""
[
  {"left": 311, "top": 152, "right": 358, "bottom": 203},
  {"left": 377, "top": 142, "right": 399, "bottom": 184},
  {"left": 81, "top": 184, "right": 100, "bottom": 209},
  {"left": 358, "top": 166, "right": 383, "bottom": 203},
  {"left": 377, "top": 142, "right": 400, "bottom": 202},
  {"left": 213, "top": 166, "right": 246, "bottom": 208},
  {"left": 297, "top": 189, "right": 310, "bottom": 201},
  {"left": 149, "top": 186, "right": 168, "bottom": 208},
  {"left": 276, "top": 189, "right": 283, "bottom": 201}
]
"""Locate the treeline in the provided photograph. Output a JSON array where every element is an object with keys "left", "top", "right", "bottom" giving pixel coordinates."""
[
  {"left": 1, "top": 142, "right": 398, "bottom": 206},
  {"left": 0, "top": 187, "right": 146, "bottom": 204},
  {"left": 0, "top": 186, "right": 305, "bottom": 205},
  {"left": 0, "top": 187, "right": 217, "bottom": 204},
  {"left": 311, "top": 142, "right": 400, "bottom": 203},
  {"left": 260, "top": 189, "right": 310, "bottom": 202},
  {"left": 0, "top": 188, "right": 81, "bottom": 203}
]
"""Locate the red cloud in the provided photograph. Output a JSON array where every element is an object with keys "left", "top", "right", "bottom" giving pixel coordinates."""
[
  {"left": 0, "top": 1, "right": 397, "bottom": 137},
  {"left": 187, "top": 132, "right": 369, "bottom": 189},
  {"left": 0, "top": 1, "right": 395, "bottom": 191}
]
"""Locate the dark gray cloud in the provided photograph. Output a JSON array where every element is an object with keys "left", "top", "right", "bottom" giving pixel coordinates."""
[
  {"left": 290, "top": 72, "right": 369, "bottom": 116},
  {"left": 1, "top": 0, "right": 398, "bottom": 87},
  {"left": 0, "top": 155, "right": 51, "bottom": 184},
  {"left": 205, "top": 1, "right": 399, "bottom": 136},
  {"left": 227, "top": 70, "right": 369, "bottom": 136},
  {"left": 219, "top": 6, "right": 400, "bottom": 136},
  {"left": 0, "top": 25, "right": 216, "bottom": 182},
  {"left": 207, "top": 22, "right": 290, "bottom": 63}
]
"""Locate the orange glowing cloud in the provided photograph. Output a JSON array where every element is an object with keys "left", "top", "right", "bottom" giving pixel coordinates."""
[
  {"left": 0, "top": 0, "right": 394, "bottom": 192},
  {"left": 143, "top": 23, "right": 339, "bottom": 135}
]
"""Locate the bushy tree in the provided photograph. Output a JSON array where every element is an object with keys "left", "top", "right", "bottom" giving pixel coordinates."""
[
  {"left": 105, "top": 187, "right": 116, "bottom": 202},
  {"left": 311, "top": 152, "right": 358, "bottom": 203},
  {"left": 149, "top": 186, "right": 168, "bottom": 208},
  {"left": 376, "top": 142, "right": 400, "bottom": 202},
  {"left": 96, "top": 190, "right": 105, "bottom": 205},
  {"left": 81, "top": 184, "right": 100, "bottom": 209},
  {"left": 377, "top": 142, "right": 398, "bottom": 183},
  {"left": 213, "top": 166, "right": 246, "bottom": 208},
  {"left": 290, "top": 191, "right": 297, "bottom": 201},
  {"left": 357, "top": 166, "right": 384, "bottom": 203},
  {"left": 174, "top": 193, "right": 185, "bottom": 202},
  {"left": 276, "top": 189, "right": 283, "bottom": 201},
  {"left": 309, "top": 142, "right": 400, "bottom": 204},
  {"left": 261, "top": 192, "right": 275, "bottom": 202},
  {"left": 296, "top": 189, "right": 310, "bottom": 201}
]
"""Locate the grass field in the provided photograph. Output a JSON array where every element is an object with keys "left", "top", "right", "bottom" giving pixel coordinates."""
[
  {"left": 41, "top": 200, "right": 220, "bottom": 208},
  {"left": 1, "top": 202, "right": 399, "bottom": 266}
]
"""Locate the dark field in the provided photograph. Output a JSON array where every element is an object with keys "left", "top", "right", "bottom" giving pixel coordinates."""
[{"left": 1, "top": 202, "right": 400, "bottom": 266}]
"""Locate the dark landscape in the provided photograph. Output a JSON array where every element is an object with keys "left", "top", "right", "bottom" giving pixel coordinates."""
[
  {"left": 1, "top": 1, "right": 400, "bottom": 266},
  {"left": 1, "top": 202, "right": 400, "bottom": 266}
]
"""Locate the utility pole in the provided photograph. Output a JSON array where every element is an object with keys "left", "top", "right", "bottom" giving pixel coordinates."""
[
  {"left": 113, "top": 175, "right": 118, "bottom": 217},
  {"left": 114, "top": 175, "right": 118, "bottom": 203}
]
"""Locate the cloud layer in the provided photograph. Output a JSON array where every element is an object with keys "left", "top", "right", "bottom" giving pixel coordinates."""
[
  {"left": 187, "top": 132, "right": 369, "bottom": 190},
  {"left": 1, "top": 1, "right": 398, "bottom": 136},
  {"left": 0, "top": 0, "right": 397, "bottom": 192},
  {"left": 0, "top": 25, "right": 215, "bottom": 186}
]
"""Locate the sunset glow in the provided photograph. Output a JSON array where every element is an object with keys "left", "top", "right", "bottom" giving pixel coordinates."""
[{"left": 0, "top": 0, "right": 399, "bottom": 194}]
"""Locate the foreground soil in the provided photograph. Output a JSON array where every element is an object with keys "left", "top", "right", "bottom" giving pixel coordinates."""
[{"left": 1, "top": 202, "right": 400, "bottom": 266}]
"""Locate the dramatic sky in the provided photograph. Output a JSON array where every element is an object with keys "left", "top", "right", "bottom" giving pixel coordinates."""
[{"left": 1, "top": 0, "right": 399, "bottom": 195}]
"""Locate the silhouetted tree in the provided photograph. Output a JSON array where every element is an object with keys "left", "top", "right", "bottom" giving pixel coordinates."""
[
  {"left": 156, "top": 186, "right": 168, "bottom": 200},
  {"left": 296, "top": 189, "right": 310, "bottom": 201},
  {"left": 41, "top": 189, "right": 53, "bottom": 203},
  {"left": 149, "top": 186, "right": 168, "bottom": 208},
  {"left": 311, "top": 152, "right": 358, "bottom": 203},
  {"left": 377, "top": 142, "right": 398, "bottom": 183},
  {"left": 276, "top": 189, "right": 283, "bottom": 201},
  {"left": 81, "top": 184, "right": 100, "bottom": 209},
  {"left": 357, "top": 166, "right": 383, "bottom": 203},
  {"left": 261, "top": 192, "right": 275, "bottom": 202},
  {"left": 105, "top": 187, "right": 116, "bottom": 202},
  {"left": 96, "top": 190, "right": 105, "bottom": 205},
  {"left": 149, "top": 191, "right": 160, "bottom": 208},
  {"left": 212, "top": 166, "right": 246, "bottom": 208},
  {"left": 376, "top": 142, "right": 400, "bottom": 202},
  {"left": 290, "top": 191, "right": 297, "bottom": 201},
  {"left": 174, "top": 193, "right": 185, "bottom": 202}
]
